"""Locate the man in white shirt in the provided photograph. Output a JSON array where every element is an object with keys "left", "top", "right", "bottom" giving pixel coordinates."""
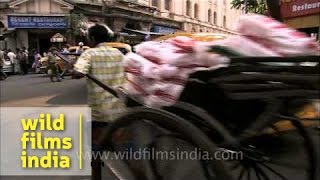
[
  {"left": 7, "top": 49, "right": 17, "bottom": 74},
  {"left": 7, "top": 49, "right": 16, "bottom": 63}
]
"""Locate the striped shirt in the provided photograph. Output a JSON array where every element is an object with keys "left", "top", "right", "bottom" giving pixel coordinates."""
[{"left": 74, "top": 43, "right": 126, "bottom": 122}]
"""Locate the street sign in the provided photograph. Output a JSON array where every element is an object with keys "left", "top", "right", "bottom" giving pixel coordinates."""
[
  {"left": 7, "top": 15, "right": 67, "bottom": 29},
  {"left": 152, "top": 25, "right": 177, "bottom": 34},
  {"left": 280, "top": 0, "right": 320, "bottom": 18},
  {"left": 50, "top": 33, "right": 66, "bottom": 43}
]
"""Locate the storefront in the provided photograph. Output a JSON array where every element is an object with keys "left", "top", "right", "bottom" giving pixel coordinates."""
[
  {"left": 280, "top": 0, "right": 320, "bottom": 40},
  {"left": 151, "top": 25, "right": 178, "bottom": 34},
  {"left": 0, "top": 0, "right": 74, "bottom": 52},
  {"left": 7, "top": 15, "right": 68, "bottom": 54}
]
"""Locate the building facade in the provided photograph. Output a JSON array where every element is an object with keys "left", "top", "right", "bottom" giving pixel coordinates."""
[
  {"left": 137, "top": 0, "right": 243, "bottom": 34},
  {"left": 0, "top": 0, "right": 243, "bottom": 51},
  {"left": 73, "top": 0, "right": 242, "bottom": 34},
  {"left": 0, "top": 0, "right": 73, "bottom": 53}
]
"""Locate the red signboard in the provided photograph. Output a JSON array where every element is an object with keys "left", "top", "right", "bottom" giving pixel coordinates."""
[{"left": 280, "top": 0, "right": 320, "bottom": 18}]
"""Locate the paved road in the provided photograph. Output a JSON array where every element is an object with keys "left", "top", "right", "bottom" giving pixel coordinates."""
[
  {"left": 0, "top": 74, "right": 87, "bottom": 107},
  {"left": 0, "top": 74, "right": 319, "bottom": 180}
]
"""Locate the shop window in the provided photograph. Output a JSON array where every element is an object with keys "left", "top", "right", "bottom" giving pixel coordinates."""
[
  {"left": 208, "top": 9, "right": 212, "bottom": 23},
  {"left": 194, "top": 3, "right": 199, "bottom": 19},
  {"left": 186, "top": 0, "right": 191, "bottom": 16},
  {"left": 152, "top": 0, "right": 159, "bottom": 8},
  {"left": 213, "top": 12, "right": 217, "bottom": 24},
  {"left": 165, "top": 0, "right": 172, "bottom": 11},
  {"left": 223, "top": 15, "right": 226, "bottom": 27}
]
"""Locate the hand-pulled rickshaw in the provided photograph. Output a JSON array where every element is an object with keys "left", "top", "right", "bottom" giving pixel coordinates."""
[
  {"left": 57, "top": 2, "right": 319, "bottom": 179},
  {"left": 58, "top": 54, "right": 319, "bottom": 180}
]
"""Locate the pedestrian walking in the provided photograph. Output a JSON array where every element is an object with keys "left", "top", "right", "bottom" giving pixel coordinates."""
[
  {"left": 60, "top": 46, "right": 70, "bottom": 79},
  {"left": 13, "top": 48, "right": 21, "bottom": 74},
  {"left": 7, "top": 49, "right": 16, "bottom": 64},
  {"left": 0, "top": 49, "right": 8, "bottom": 80},
  {"left": 22, "top": 46, "right": 29, "bottom": 68},
  {"left": 32, "top": 50, "right": 41, "bottom": 73},
  {"left": 17, "top": 48, "right": 29, "bottom": 75},
  {"left": 47, "top": 47, "right": 62, "bottom": 82},
  {"left": 7, "top": 49, "right": 16, "bottom": 74}
]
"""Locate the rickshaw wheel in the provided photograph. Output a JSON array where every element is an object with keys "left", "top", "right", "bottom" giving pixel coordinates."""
[
  {"left": 97, "top": 107, "right": 235, "bottom": 180},
  {"left": 164, "top": 101, "right": 237, "bottom": 145},
  {"left": 221, "top": 117, "right": 317, "bottom": 180},
  {"left": 164, "top": 101, "right": 317, "bottom": 180}
]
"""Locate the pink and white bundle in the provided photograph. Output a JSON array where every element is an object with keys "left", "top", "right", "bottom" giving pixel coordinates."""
[
  {"left": 123, "top": 14, "right": 319, "bottom": 107},
  {"left": 236, "top": 14, "right": 320, "bottom": 56},
  {"left": 209, "top": 35, "right": 281, "bottom": 57},
  {"left": 124, "top": 37, "right": 229, "bottom": 107}
]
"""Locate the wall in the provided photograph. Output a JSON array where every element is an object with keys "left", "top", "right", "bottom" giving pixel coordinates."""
[
  {"left": 2, "top": 0, "right": 73, "bottom": 50},
  {"left": 1, "top": 7, "right": 13, "bottom": 50},
  {"left": 16, "top": 30, "right": 28, "bottom": 49},
  {"left": 136, "top": 0, "right": 242, "bottom": 33},
  {"left": 0, "top": 9, "right": 10, "bottom": 28},
  {"left": 14, "top": 0, "right": 70, "bottom": 14},
  {"left": 5, "top": 36, "right": 17, "bottom": 51},
  {"left": 74, "top": 0, "right": 242, "bottom": 33}
]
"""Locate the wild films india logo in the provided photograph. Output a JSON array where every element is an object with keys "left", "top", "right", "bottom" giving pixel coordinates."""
[
  {"left": 20, "top": 113, "right": 73, "bottom": 169},
  {"left": 0, "top": 107, "right": 91, "bottom": 176}
]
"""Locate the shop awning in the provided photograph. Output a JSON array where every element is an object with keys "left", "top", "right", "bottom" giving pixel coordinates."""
[
  {"left": 122, "top": 28, "right": 164, "bottom": 35},
  {"left": 1, "top": 30, "right": 14, "bottom": 35}
]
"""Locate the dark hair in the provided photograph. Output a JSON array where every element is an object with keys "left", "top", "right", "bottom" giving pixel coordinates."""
[{"left": 88, "top": 24, "right": 112, "bottom": 44}]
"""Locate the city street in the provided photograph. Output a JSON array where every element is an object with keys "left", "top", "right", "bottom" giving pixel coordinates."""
[
  {"left": 1, "top": 74, "right": 319, "bottom": 180},
  {"left": 0, "top": 0, "right": 319, "bottom": 179},
  {"left": 0, "top": 74, "right": 87, "bottom": 107}
]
